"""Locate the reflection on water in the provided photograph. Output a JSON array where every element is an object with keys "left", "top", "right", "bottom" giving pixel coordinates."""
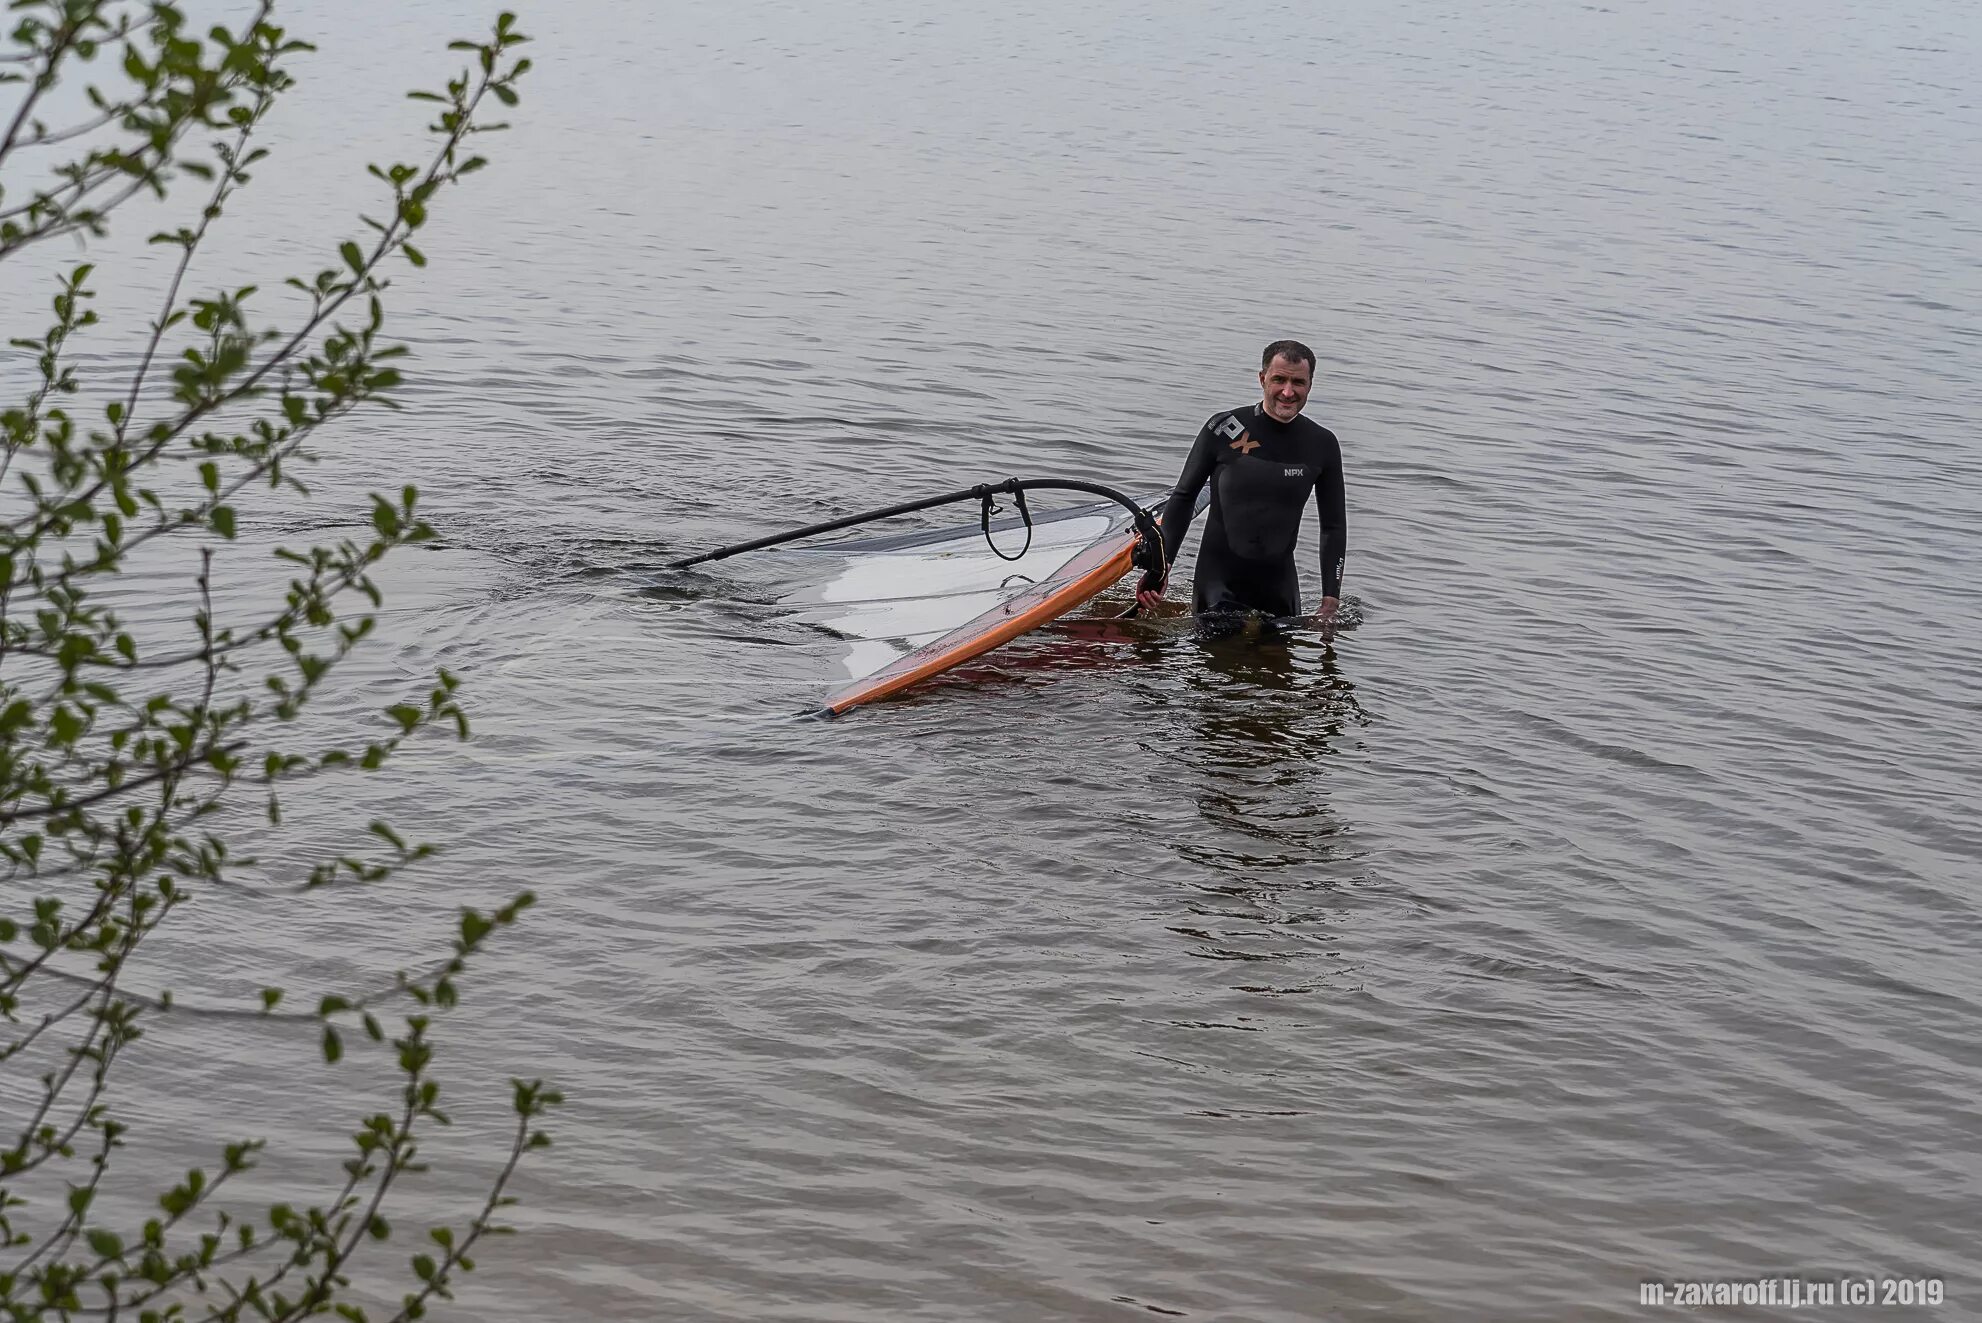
[
  {"left": 1160, "top": 630, "right": 1374, "bottom": 987},
  {"left": 1182, "top": 626, "right": 1363, "bottom": 812},
  {"left": 1190, "top": 627, "right": 1361, "bottom": 754}
]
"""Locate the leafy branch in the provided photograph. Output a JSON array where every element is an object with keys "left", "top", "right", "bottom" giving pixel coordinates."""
[{"left": 1, "top": 6, "right": 557, "bottom": 1320}]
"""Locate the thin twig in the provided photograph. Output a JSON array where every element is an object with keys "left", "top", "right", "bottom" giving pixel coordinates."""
[
  {"left": 9, "top": 47, "right": 504, "bottom": 549},
  {"left": 385, "top": 1106, "right": 534, "bottom": 1323},
  {"left": 0, "top": 738, "right": 245, "bottom": 827},
  {"left": 114, "top": 2, "right": 276, "bottom": 454},
  {"left": 0, "top": 980, "right": 100, "bottom": 1066},
  {"left": 6, "top": 1123, "right": 117, "bottom": 1279},
  {"left": 0, "top": 15, "right": 74, "bottom": 165},
  {"left": 272, "top": 1075, "right": 421, "bottom": 1321},
  {"left": 15, "top": 387, "right": 382, "bottom": 600},
  {"left": 2, "top": 955, "right": 120, "bottom": 1179},
  {"left": 13, "top": 98, "right": 140, "bottom": 150}
]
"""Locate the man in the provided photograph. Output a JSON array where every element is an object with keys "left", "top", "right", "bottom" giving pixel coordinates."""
[{"left": 1137, "top": 340, "right": 1347, "bottom": 627}]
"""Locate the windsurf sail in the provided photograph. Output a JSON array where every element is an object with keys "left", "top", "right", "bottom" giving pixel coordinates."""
[
  {"left": 670, "top": 477, "right": 1187, "bottom": 717},
  {"left": 784, "top": 495, "right": 1163, "bottom": 716}
]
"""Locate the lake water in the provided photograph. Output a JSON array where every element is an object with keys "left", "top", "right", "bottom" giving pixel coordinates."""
[{"left": 3, "top": 0, "right": 1979, "bottom": 1319}]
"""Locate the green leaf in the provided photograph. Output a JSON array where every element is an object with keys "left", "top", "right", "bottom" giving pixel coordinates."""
[
  {"left": 458, "top": 909, "right": 493, "bottom": 949},
  {"left": 51, "top": 705, "right": 87, "bottom": 746},
  {"left": 211, "top": 506, "right": 237, "bottom": 539},
  {"left": 87, "top": 1228, "right": 125, "bottom": 1259},
  {"left": 322, "top": 1026, "right": 344, "bottom": 1064},
  {"left": 340, "top": 241, "right": 365, "bottom": 274}
]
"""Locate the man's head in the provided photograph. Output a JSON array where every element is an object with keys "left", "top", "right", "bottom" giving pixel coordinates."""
[{"left": 1258, "top": 339, "right": 1315, "bottom": 423}]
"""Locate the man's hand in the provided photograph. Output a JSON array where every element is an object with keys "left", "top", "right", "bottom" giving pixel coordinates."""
[
  {"left": 1135, "top": 570, "right": 1168, "bottom": 612},
  {"left": 1317, "top": 596, "right": 1339, "bottom": 621}
]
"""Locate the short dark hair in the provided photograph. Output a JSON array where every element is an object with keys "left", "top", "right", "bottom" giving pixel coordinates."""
[{"left": 1261, "top": 340, "right": 1315, "bottom": 374}]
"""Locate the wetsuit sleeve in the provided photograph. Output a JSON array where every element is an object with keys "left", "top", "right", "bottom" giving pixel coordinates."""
[
  {"left": 1157, "top": 420, "right": 1218, "bottom": 573},
  {"left": 1316, "top": 436, "right": 1346, "bottom": 599}
]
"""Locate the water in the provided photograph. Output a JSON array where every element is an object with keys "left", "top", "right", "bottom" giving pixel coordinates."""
[{"left": 4, "top": 0, "right": 1979, "bottom": 1318}]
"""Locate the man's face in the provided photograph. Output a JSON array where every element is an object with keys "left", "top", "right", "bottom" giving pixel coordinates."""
[{"left": 1258, "top": 354, "right": 1313, "bottom": 423}]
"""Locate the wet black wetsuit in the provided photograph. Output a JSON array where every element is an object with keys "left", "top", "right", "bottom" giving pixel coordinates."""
[{"left": 1155, "top": 403, "right": 1346, "bottom": 618}]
